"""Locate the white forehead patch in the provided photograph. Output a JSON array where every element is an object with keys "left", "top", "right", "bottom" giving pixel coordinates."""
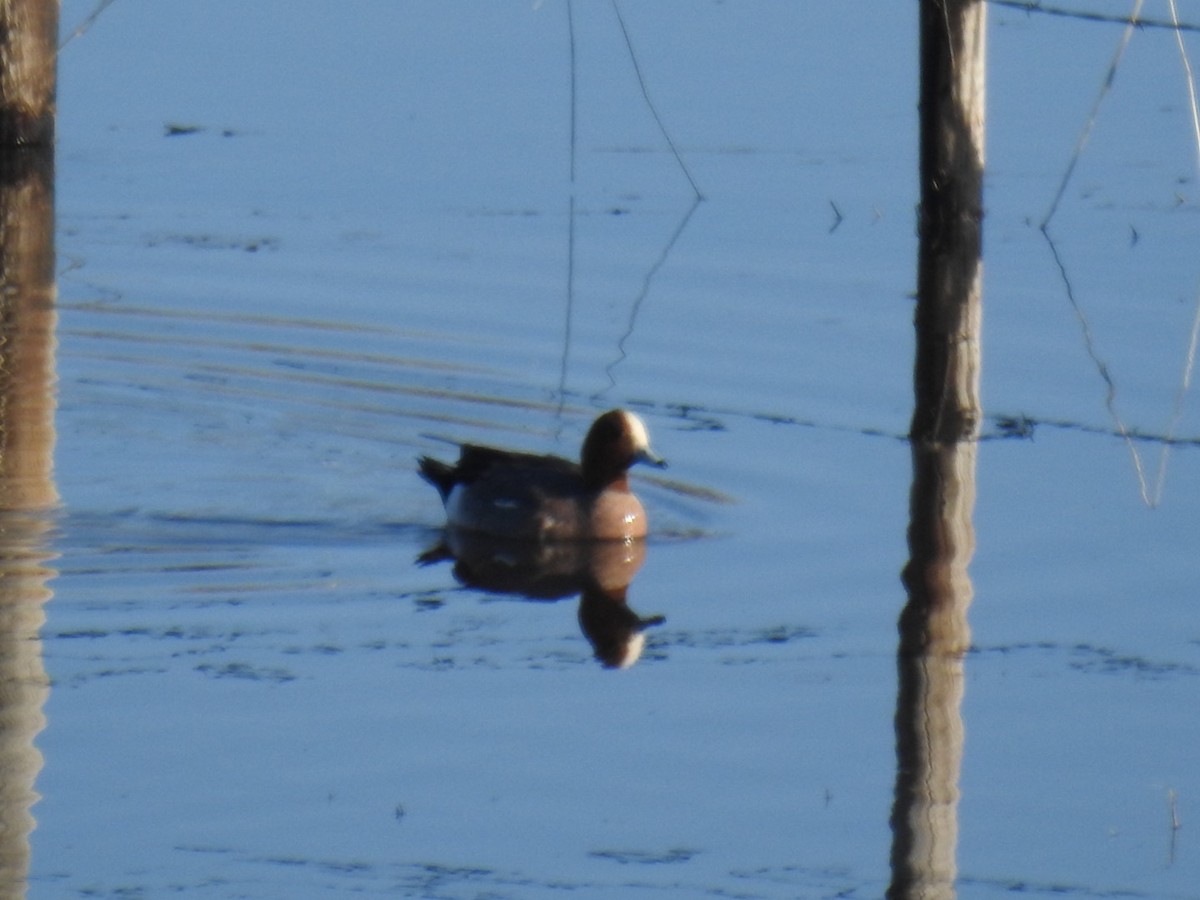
[{"left": 622, "top": 410, "right": 651, "bottom": 450}]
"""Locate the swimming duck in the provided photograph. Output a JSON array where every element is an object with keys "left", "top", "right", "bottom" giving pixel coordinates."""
[{"left": 419, "top": 409, "right": 665, "bottom": 542}]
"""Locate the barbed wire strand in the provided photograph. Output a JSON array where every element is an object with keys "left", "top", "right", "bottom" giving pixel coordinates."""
[{"left": 991, "top": 0, "right": 1200, "bottom": 34}]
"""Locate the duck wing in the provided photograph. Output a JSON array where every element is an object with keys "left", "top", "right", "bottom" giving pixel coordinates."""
[{"left": 418, "top": 445, "right": 580, "bottom": 502}]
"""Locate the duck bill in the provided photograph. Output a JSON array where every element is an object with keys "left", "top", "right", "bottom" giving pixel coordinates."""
[{"left": 634, "top": 448, "right": 667, "bottom": 469}]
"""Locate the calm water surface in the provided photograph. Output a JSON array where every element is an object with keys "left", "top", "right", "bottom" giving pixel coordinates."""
[{"left": 18, "top": 2, "right": 1200, "bottom": 897}]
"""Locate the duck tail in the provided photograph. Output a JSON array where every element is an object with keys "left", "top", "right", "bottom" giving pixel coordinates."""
[{"left": 417, "top": 456, "right": 457, "bottom": 502}]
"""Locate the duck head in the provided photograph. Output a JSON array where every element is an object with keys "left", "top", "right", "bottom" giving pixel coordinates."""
[{"left": 580, "top": 409, "right": 666, "bottom": 491}]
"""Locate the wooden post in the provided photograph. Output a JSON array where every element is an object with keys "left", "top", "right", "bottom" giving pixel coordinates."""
[
  {"left": 889, "top": 1, "right": 985, "bottom": 897},
  {"left": 911, "top": 0, "right": 985, "bottom": 448},
  {"left": 0, "top": 0, "right": 59, "bottom": 148},
  {"left": 0, "top": 2, "right": 59, "bottom": 893}
]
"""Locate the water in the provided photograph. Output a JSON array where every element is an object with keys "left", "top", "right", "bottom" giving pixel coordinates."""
[{"left": 13, "top": 1, "right": 1200, "bottom": 897}]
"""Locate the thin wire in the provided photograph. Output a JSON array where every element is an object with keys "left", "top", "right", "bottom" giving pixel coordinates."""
[
  {"left": 1041, "top": 0, "right": 1145, "bottom": 228},
  {"left": 556, "top": 1, "right": 578, "bottom": 423},
  {"left": 567, "top": 0, "right": 578, "bottom": 185},
  {"left": 990, "top": 0, "right": 1200, "bottom": 34},
  {"left": 556, "top": 195, "right": 577, "bottom": 423},
  {"left": 59, "top": 0, "right": 121, "bottom": 49},
  {"left": 567, "top": 0, "right": 705, "bottom": 409},
  {"left": 1041, "top": 233, "right": 1154, "bottom": 503},
  {"left": 609, "top": 0, "right": 703, "bottom": 200},
  {"left": 1147, "top": 0, "right": 1200, "bottom": 504},
  {"left": 1032, "top": 0, "right": 1200, "bottom": 506},
  {"left": 1169, "top": 0, "right": 1200, "bottom": 171}
]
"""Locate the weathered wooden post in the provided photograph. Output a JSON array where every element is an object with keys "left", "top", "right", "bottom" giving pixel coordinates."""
[
  {"left": 889, "top": 0, "right": 985, "bottom": 897},
  {"left": 0, "top": 1, "right": 60, "bottom": 893},
  {"left": 1, "top": 0, "right": 58, "bottom": 148},
  {"left": 910, "top": 0, "right": 985, "bottom": 449}
]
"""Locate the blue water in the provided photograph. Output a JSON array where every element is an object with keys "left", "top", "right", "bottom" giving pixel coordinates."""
[{"left": 22, "top": 1, "right": 1200, "bottom": 897}]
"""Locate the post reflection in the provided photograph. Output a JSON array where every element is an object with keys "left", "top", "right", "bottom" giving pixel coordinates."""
[
  {"left": 889, "top": 438, "right": 975, "bottom": 900},
  {"left": 0, "top": 146, "right": 59, "bottom": 896},
  {"left": 420, "top": 531, "right": 663, "bottom": 668}
]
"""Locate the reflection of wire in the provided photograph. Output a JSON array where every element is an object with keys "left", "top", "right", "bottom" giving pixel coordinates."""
[
  {"left": 596, "top": 1, "right": 706, "bottom": 397},
  {"left": 1043, "top": 226, "right": 1200, "bottom": 507},
  {"left": 1040, "top": 229, "right": 1130, "bottom": 448},
  {"left": 593, "top": 194, "right": 702, "bottom": 402},
  {"left": 557, "top": 0, "right": 705, "bottom": 417},
  {"left": 1038, "top": 0, "right": 1200, "bottom": 506},
  {"left": 1153, "top": 0, "right": 1200, "bottom": 500},
  {"left": 1040, "top": 222, "right": 1147, "bottom": 486}
]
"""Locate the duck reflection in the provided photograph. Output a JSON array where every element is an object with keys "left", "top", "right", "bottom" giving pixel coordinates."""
[{"left": 420, "top": 528, "right": 664, "bottom": 668}]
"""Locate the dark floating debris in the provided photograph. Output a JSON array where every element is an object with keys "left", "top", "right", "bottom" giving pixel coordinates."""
[
  {"left": 164, "top": 123, "right": 204, "bottom": 137},
  {"left": 589, "top": 847, "right": 697, "bottom": 865},
  {"left": 994, "top": 414, "right": 1036, "bottom": 440}
]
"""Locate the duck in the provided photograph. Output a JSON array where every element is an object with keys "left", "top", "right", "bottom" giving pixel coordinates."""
[{"left": 419, "top": 409, "right": 666, "bottom": 542}]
